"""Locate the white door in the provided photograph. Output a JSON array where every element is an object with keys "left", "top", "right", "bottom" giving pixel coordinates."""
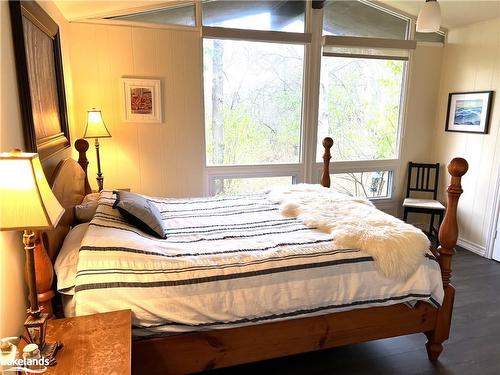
[{"left": 493, "top": 208, "right": 500, "bottom": 261}]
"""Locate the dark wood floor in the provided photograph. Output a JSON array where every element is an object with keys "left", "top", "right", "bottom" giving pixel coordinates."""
[{"left": 208, "top": 249, "right": 500, "bottom": 375}]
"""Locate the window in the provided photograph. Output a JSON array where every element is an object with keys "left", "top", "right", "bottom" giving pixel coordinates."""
[
  {"left": 212, "top": 176, "right": 295, "bottom": 196},
  {"left": 415, "top": 31, "right": 446, "bottom": 43},
  {"left": 323, "top": 0, "right": 409, "bottom": 39},
  {"left": 200, "top": 0, "right": 441, "bottom": 202},
  {"left": 331, "top": 171, "right": 392, "bottom": 199},
  {"left": 109, "top": 4, "right": 195, "bottom": 26},
  {"left": 317, "top": 56, "right": 405, "bottom": 162},
  {"left": 203, "top": 39, "right": 304, "bottom": 166},
  {"left": 202, "top": 0, "right": 306, "bottom": 32}
]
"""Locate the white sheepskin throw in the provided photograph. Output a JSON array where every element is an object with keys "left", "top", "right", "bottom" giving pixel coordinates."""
[{"left": 268, "top": 184, "right": 430, "bottom": 280}]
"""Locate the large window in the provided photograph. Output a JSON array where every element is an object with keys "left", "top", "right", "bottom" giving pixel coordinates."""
[
  {"left": 203, "top": 39, "right": 304, "bottom": 166},
  {"left": 317, "top": 57, "right": 405, "bottom": 162},
  {"left": 200, "top": 0, "right": 425, "bottom": 199}
]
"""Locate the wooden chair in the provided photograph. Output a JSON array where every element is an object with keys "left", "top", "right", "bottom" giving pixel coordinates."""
[{"left": 403, "top": 162, "right": 445, "bottom": 239}]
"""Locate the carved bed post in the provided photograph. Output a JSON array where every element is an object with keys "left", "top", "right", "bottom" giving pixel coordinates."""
[
  {"left": 426, "top": 157, "right": 468, "bottom": 361},
  {"left": 320, "top": 137, "right": 333, "bottom": 188},
  {"left": 75, "top": 138, "right": 92, "bottom": 195}
]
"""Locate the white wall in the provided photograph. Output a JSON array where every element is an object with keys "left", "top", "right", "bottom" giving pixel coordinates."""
[
  {"left": 431, "top": 17, "right": 500, "bottom": 256},
  {"left": 68, "top": 23, "right": 205, "bottom": 197},
  {"left": 395, "top": 43, "right": 444, "bottom": 220},
  {"left": 0, "top": 0, "right": 75, "bottom": 338}
]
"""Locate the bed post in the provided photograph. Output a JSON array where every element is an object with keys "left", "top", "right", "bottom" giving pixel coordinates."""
[
  {"left": 426, "top": 157, "right": 468, "bottom": 361},
  {"left": 320, "top": 137, "right": 333, "bottom": 188},
  {"left": 75, "top": 138, "right": 92, "bottom": 195}
]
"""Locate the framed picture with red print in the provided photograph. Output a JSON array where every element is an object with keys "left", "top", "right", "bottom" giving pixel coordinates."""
[{"left": 122, "top": 78, "right": 162, "bottom": 123}]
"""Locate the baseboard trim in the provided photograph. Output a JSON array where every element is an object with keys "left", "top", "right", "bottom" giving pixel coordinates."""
[{"left": 457, "top": 237, "right": 486, "bottom": 257}]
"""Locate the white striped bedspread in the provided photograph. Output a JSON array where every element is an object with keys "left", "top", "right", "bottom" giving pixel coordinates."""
[{"left": 74, "top": 190, "right": 444, "bottom": 338}]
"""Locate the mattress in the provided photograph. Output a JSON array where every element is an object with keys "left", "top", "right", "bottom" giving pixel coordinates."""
[{"left": 70, "top": 190, "right": 444, "bottom": 338}]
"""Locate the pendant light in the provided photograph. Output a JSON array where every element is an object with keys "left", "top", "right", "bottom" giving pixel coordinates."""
[{"left": 416, "top": 0, "right": 441, "bottom": 33}]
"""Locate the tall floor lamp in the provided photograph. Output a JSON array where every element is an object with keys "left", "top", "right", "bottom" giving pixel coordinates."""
[
  {"left": 83, "top": 109, "right": 111, "bottom": 192},
  {"left": 0, "top": 150, "right": 65, "bottom": 364}
]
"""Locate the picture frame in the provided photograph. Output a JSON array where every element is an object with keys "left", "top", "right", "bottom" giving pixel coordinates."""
[
  {"left": 445, "top": 91, "right": 494, "bottom": 134},
  {"left": 122, "top": 78, "right": 162, "bottom": 123},
  {"left": 9, "top": 1, "right": 71, "bottom": 160}
]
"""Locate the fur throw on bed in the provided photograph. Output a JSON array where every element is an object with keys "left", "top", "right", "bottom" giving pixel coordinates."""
[{"left": 268, "top": 184, "right": 430, "bottom": 280}]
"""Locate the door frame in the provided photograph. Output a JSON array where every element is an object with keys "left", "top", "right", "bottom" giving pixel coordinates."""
[{"left": 486, "top": 163, "right": 500, "bottom": 260}]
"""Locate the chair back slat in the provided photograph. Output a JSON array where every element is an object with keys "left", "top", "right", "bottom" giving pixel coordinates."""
[
  {"left": 426, "top": 167, "right": 430, "bottom": 190},
  {"left": 406, "top": 162, "right": 440, "bottom": 199}
]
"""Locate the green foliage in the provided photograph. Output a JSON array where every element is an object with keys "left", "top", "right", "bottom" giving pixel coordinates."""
[{"left": 204, "top": 38, "right": 404, "bottom": 197}]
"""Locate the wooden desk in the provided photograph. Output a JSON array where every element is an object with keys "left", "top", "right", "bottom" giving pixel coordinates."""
[{"left": 44, "top": 310, "right": 131, "bottom": 374}]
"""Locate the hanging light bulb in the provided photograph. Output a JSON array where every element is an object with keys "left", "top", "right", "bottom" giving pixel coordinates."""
[{"left": 416, "top": 0, "right": 441, "bottom": 33}]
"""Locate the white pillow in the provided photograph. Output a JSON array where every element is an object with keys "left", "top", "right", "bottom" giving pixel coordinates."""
[{"left": 54, "top": 223, "right": 89, "bottom": 295}]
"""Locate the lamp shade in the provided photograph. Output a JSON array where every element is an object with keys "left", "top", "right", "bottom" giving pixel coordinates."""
[
  {"left": 83, "top": 109, "right": 111, "bottom": 139},
  {"left": 0, "top": 151, "right": 64, "bottom": 231},
  {"left": 416, "top": 0, "right": 441, "bottom": 33}
]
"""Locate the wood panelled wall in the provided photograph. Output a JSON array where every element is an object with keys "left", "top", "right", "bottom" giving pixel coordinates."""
[
  {"left": 68, "top": 24, "right": 205, "bottom": 197},
  {"left": 431, "top": 17, "right": 500, "bottom": 255}
]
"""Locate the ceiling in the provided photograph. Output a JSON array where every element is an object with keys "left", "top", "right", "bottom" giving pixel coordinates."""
[
  {"left": 55, "top": 0, "right": 500, "bottom": 29},
  {"left": 380, "top": 0, "right": 500, "bottom": 29}
]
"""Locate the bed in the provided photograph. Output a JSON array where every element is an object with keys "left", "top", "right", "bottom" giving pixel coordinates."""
[{"left": 37, "top": 137, "right": 468, "bottom": 374}]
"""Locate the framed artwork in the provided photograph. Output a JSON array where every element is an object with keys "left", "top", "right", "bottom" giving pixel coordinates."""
[
  {"left": 122, "top": 78, "right": 162, "bottom": 123},
  {"left": 9, "top": 1, "right": 70, "bottom": 160},
  {"left": 445, "top": 91, "right": 494, "bottom": 134}
]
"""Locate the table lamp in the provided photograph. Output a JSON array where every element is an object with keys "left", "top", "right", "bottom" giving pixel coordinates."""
[
  {"left": 83, "top": 109, "right": 111, "bottom": 192},
  {"left": 0, "top": 150, "right": 64, "bottom": 364}
]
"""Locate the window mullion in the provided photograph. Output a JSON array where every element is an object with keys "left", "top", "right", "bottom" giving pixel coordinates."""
[{"left": 302, "top": 6, "right": 324, "bottom": 184}]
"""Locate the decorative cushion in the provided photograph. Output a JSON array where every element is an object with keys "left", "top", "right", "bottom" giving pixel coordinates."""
[
  {"left": 403, "top": 198, "right": 445, "bottom": 210},
  {"left": 113, "top": 191, "right": 167, "bottom": 239},
  {"left": 82, "top": 192, "right": 100, "bottom": 204}
]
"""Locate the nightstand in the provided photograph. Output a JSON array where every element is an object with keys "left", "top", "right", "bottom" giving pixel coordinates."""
[{"left": 25, "top": 310, "right": 132, "bottom": 374}]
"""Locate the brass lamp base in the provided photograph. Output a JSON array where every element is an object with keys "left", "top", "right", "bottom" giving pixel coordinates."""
[{"left": 24, "top": 312, "right": 63, "bottom": 366}]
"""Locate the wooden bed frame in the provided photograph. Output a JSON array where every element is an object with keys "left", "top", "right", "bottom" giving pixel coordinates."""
[{"left": 36, "top": 137, "right": 468, "bottom": 374}]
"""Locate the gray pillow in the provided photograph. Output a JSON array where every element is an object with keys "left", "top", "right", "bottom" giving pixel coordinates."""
[{"left": 112, "top": 191, "right": 167, "bottom": 239}]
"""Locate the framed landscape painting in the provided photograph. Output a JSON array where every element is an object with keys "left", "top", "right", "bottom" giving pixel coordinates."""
[
  {"left": 445, "top": 91, "right": 493, "bottom": 134},
  {"left": 122, "top": 78, "right": 162, "bottom": 123}
]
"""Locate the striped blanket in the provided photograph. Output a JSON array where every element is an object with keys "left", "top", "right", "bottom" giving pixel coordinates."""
[{"left": 74, "top": 190, "right": 444, "bottom": 338}]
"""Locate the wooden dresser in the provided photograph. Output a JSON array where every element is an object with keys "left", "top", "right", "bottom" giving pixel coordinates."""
[{"left": 43, "top": 310, "right": 131, "bottom": 374}]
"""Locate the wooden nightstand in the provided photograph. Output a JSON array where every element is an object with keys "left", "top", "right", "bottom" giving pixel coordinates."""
[{"left": 37, "top": 310, "right": 131, "bottom": 374}]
